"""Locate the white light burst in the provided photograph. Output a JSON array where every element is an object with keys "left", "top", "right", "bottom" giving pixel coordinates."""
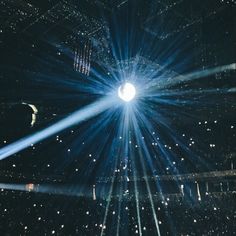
[{"left": 118, "top": 82, "right": 136, "bottom": 102}]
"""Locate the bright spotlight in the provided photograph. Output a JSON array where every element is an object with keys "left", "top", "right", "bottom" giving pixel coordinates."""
[{"left": 118, "top": 82, "right": 136, "bottom": 102}]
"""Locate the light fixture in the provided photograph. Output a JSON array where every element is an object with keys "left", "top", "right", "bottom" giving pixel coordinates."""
[{"left": 118, "top": 82, "right": 136, "bottom": 102}]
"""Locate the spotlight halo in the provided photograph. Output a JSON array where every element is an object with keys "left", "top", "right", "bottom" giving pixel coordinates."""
[{"left": 118, "top": 82, "right": 136, "bottom": 102}]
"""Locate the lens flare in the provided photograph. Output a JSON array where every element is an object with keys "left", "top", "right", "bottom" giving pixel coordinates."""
[{"left": 118, "top": 82, "right": 136, "bottom": 102}]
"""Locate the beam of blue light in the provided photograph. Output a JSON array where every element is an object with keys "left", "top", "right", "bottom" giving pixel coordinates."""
[
  {"left": 174, "top": 63, "right": 236, "bottom": 83},
  {"left": 99, "top": 122, "right": 124, "bottom": 236},
  {"left": 135, "top": 145, "right": 162, "bottom": 236},
  {"left": 100, "top": 158, "right": 117, "bottom": 236},
  {"left": 132, "top": 160, "right": 143, "bottom": 236},
  {"left": 0, "top": 97, "right": 115, "bottom": 160},
  {"left": 115, "top": 183, "right": 122, "bottom": 236},
  {"left": 122, "top": 105, "right": 143, "bottom": 236},
  {"left": 0, "top": 183, "right": 90, "bottom": 198},
  {"left": 124, "top": 107, "right": 162, "bottom": 236},
  {"left": 154, "top": 63, "right": 236, "bottom": 90}
]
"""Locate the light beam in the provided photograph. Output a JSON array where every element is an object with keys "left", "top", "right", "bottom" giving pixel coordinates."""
[{"left": 0, "top": 97, "right": 115, "bottom": 160}]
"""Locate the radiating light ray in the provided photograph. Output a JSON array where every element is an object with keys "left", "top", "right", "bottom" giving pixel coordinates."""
[
  {"left": 148, "top": 88, "right": 236, "bottom": 98},
  {"left": 131, "top": 105, "right": 179, "bottom": 178},
  {"left": 144, "top": 90, "right": 236, "bottom": 108},
  {"left": 174, "top": 63, "right": 236, "bottom": 82},
  {"left": 132, "top": 106, "right": 197, "bottom": 207},
  {"left": 131, "top": 112, "right": 179, "bottom": 235},
  {"left": 115, "top": 183, "right": 122, "bottom": 236},
  {"left": 150, "top": 63, "right": 236, "bottom": 90},
  {"left": 126, "top": 109, "right": 162, "bottom": 236},
  {"left": 132, "top": 159, "right": 143, "bottom": 236},
  {"left": 143, "top": 175, "right": 161, "bottom": 236},
  {"left": 0, "top": 183, "right": 26, "bottom": 192},
  {"left": 116, "top": 84, "right": 145, "bottom": 236},
  {"left": 0, "top": 97, "right": 116, "bottom": 160},
  {"left": 142, "top": 107, "right": 195, "bottom": 127},
  {"left": 99, "top": 113, "right": 129, "bottom": 236},
  {"left": 132, "top": 102, "right": 211, "bottom": 206},
  {"left": 135, "top": 103, "right": 210, "bottom": 170},
  {"left": 61, "top": 107, "right": 121, "bottom": 170},
  {"left": 228, "top": 87, "right": 236, "bottom": 93},
  {"left": 115, "top": 106, "right": 132, "bottom": 236},
  {"left": 136, "top": 148, "right": 161, "bottom": 236},
  {"left": 89, "top": 67, "right": 118, "bottom": 92},
  {"left": 100, "top": 159, "right": 117, "bottom": 236},
  {"left": 136, "top": 80, "right": 209, "bottom": 221},
  {"left": 10, "top": 59, "right": 117, "bottom": 99},
  {"left": 123, "top": 106, "right": 143, "bottom": 235},
  {"left": 0, "top": 183, "right": 90, "bottom": 198}
]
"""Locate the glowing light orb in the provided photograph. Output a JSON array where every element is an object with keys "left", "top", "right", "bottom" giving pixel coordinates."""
[{"left": 118, "top": 82, "right": 136, "bottom": 102}]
